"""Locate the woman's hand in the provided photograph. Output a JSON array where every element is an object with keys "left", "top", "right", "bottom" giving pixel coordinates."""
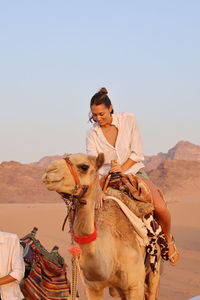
[
  {"left": 109, "top": 158, "right": 136, "bottom": 174},
  {"left": 95, "top": 188, "right": 106, "bottom": 209},
  {"left": 109, "top": 160, "right": 122, "bottom": 173}
]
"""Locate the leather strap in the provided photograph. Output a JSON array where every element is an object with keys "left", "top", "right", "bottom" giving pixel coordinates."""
[{"left": 64, "top": 156, "right": 80, "bottom": 185}]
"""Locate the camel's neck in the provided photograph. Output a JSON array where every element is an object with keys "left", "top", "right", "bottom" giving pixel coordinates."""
[
  {"left": 73, "top": 180, "right": 98, "bottom": 242},
  {"left": 73, "top": 179, "right": 112, "bottom": 281}
]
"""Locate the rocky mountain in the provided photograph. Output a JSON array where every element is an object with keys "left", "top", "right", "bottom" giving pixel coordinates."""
[
  {"left": 145, "top": 141, "right": 200, "bottom": 170},
  {"left": 0, "top": 141, "right": 199, "bottom": 203},
  {"left": 29, "top": 155, "right": 64, "bottom": 168},
  {"left": 148, "top": 160, "right": 200, "bottom": 202},
  {"left": 0, "top": 161, "right": 60, "bottom": 203},
  {"left": 29, "top": 140, "right": 200, "bottom": 171}
]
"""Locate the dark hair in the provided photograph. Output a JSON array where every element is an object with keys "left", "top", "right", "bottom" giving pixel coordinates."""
[{"left": 89, "top": 87, "right": 114, "bottom": 122}]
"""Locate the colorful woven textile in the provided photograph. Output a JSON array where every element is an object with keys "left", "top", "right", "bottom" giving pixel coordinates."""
[
  {"left": 22, "top": 251, "right": 70, "bottom": 300},
  {"left": 21, "top": 228, "right": 71, "bottom": 300}
]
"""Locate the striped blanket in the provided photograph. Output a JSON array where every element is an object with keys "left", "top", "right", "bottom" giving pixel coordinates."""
[
  {"left": 22, "top": 252, "right": 69, "bottom": 300},
  {"left": 21, "top": 229, "right": 71, "bottom": 300}
]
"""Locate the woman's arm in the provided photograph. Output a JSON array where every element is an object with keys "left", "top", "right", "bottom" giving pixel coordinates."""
[
  {"left": 109, "top": 114, "right": 144, "bottom": 174},
  {"left": 0, "top": 275, "right": 17, "bottom": 285},
  {"left": 10, "top": 235, "right": 25, "bottom": 282},
  {"left": 129, "top": 114, "right": 144, "bottom": 162},
  {"left": 86, "top": 131, "right": 98, "bottom": 156},
  {"left": 121, "top": 158, "right": 137, "bottom": 172},
  {"left": 110, "top": 158, "right": 136, "bottom": 173},
  {"left": 0, "top": 235, "right": 24, "bottom": 286}
]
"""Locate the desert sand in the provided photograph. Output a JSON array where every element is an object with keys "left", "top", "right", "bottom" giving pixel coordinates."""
[{"left": 0, "top": 200, "right": 200, "bottom": 300}]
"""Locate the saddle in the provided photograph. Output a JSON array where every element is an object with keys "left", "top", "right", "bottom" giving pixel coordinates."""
[
  {"left": 100, "top": 171, "right": 169, "bottom": 273},
  {"left": 100, "top": 171, "right": 165, "bottom": 207}
]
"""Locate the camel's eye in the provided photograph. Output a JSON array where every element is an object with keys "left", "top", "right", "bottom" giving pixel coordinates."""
[{"left": 77, "top": 164, "right": 89, "bottom": 172}]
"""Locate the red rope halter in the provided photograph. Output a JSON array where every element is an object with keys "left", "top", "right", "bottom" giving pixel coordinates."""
[{"left": 73, "top": 222, "right": 97, "bottom": 244}]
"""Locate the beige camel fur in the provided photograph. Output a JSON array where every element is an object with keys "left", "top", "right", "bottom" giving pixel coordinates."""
[{"left": 42, "top": 153, "right": 161, "bottom": 300}]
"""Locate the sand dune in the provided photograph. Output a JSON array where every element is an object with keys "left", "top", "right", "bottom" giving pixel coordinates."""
[{"left": 0, "top": 201, "right": 200, "bottom": 300}]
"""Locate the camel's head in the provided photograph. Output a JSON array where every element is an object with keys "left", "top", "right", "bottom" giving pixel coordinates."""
[{"left": 42, "top": 153, "right": 104, "bottom": 195}]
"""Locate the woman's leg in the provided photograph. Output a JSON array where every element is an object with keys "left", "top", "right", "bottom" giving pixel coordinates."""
[
  {"left": 137, "top": 169, "right": 180, "bottom": 265},
  {"left": 151, "top": 184, "right": 179, "bottom": 265}
]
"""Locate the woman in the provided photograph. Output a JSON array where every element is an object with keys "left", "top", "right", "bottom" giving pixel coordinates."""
[{"left": 86, "top": 87, "right": 180, "bottom": 265}]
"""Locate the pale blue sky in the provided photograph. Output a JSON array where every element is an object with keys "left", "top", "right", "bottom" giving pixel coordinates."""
[{"left": 0, "top": 1, "right": 199, "bottom": 163}]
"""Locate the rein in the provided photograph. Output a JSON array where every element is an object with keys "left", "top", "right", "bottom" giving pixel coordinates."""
[
  {"left": 61, "top": 156, "right": 89, "bottom": 233},
  {"left": 60, "top": 156, "right": 97, "bottom": 300},
  {"left": 64, "top": 156, "right": 81, "bottom": 185},
  {"left": 61, "top": 156, "right": 98, "bottom": 245}
]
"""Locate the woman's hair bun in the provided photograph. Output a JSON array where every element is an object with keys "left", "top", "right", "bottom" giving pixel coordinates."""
[{"left": 98, "top": 87, "right": 108, "bottom": 95}]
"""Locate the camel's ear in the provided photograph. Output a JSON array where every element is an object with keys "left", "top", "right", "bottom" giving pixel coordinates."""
[{"left": 96, "top": 153, "right": 104, "bottom": 170}]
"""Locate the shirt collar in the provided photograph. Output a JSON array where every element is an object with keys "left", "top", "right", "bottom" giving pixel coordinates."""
[
  {"left": 110, "top": 114, "right": 119, "bottom": 128},
  {"left": 93, "top": 113, "right": 119, "bottom": 133}
]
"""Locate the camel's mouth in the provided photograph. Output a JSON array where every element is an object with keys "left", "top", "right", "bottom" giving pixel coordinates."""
[
  {"left": 43, "top": 178, "right": 63, "bottom": 184},
  {"left": 42, "top": 175, "right": 76, "bottom": 195},
  {"left": 42, "top": 173, "right": 64, "bottom": 185},
  {"left": 42, "top": 177, "right": 66, "bottom": 192}
]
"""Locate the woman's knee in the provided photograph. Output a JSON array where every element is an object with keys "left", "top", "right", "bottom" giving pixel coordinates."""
[{"left": 153, "top": 198, "right": 170, "bottom": 215}]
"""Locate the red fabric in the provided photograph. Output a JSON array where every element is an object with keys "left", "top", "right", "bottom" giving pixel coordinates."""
[{"left": 73, "top": 222, "right": 97, "bottom": 244}]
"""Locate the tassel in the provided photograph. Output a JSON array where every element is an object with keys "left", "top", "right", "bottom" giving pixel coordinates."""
[{"left": 68, "top": 245, "right": 82, "bottom": 257}]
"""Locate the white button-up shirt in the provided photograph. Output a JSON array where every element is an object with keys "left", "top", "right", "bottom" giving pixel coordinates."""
[
  {"left": 0, "top": 231, "right": 25, "bottom": 300},
  {"left": 86, "top": 112, "right": 145, "bottom": 176}
]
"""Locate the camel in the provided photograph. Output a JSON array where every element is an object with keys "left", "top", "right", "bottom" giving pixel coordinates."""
[{"left": 42, "top": 153, "right": 161, "bottom": 300}]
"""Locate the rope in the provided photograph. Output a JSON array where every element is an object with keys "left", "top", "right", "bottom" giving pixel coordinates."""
[
  {"left": 76, "top": 258, "right": 91, "bottom": 300},
  {"left": 71, "top": 256, "right": 79, "bottom": 300},
  {"left": 63, "top": 198, "right": 79, "bottom": 299},
  {"left": 63, "top": 199, "right": 87, "bottom": 300}
]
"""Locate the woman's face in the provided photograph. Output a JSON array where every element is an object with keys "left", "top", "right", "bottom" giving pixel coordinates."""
[{"left": 91, "top": 104, "right": 112, "bottom": 126}]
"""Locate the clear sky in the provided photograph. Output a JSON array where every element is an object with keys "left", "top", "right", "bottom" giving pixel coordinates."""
[{"left": 0, "top": 0, "right": 199, "bottom": 163}]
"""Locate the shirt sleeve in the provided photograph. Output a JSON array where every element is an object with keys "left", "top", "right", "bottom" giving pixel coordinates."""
[
  {"left": 10, "top": 235, "right": 25, "bottom": 282},
  {"left": 129, "top": 115, "right": 144, "bottom": 162},
  {"left": 86, "top": 130, "right": 98, "bottom": 157}
]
